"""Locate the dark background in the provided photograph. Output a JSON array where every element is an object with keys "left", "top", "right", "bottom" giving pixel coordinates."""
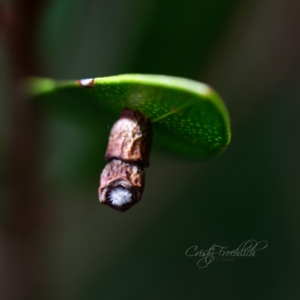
[{"left": 1, "top": 0, "right": 300, "bottom": 299}]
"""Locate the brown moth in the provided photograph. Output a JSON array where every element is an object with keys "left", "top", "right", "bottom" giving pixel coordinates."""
[{"left": 99, "top": 109, "right": 151, "bottom": 211}]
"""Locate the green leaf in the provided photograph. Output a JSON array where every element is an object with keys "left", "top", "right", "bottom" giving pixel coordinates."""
[{"left": 26, "top": 74, "right": 231, "bottom": 160}]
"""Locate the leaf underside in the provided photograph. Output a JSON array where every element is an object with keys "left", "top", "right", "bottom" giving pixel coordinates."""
[{"left": 26, "top": 74, "right": 231, "bottom": 160}]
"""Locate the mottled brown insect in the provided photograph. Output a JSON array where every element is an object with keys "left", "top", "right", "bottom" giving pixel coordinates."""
[{"left": 99, "top": 109, "right": 151, "bottom": 211}]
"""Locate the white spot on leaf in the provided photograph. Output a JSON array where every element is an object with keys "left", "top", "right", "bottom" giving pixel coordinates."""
[{"left": 79, "top": 78, "right": 94, "bottom": 87}]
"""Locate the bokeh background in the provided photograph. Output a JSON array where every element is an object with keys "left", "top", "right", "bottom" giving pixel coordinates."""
[{"left": 1, "top": 0, "right": 300, "bottom": 299}]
